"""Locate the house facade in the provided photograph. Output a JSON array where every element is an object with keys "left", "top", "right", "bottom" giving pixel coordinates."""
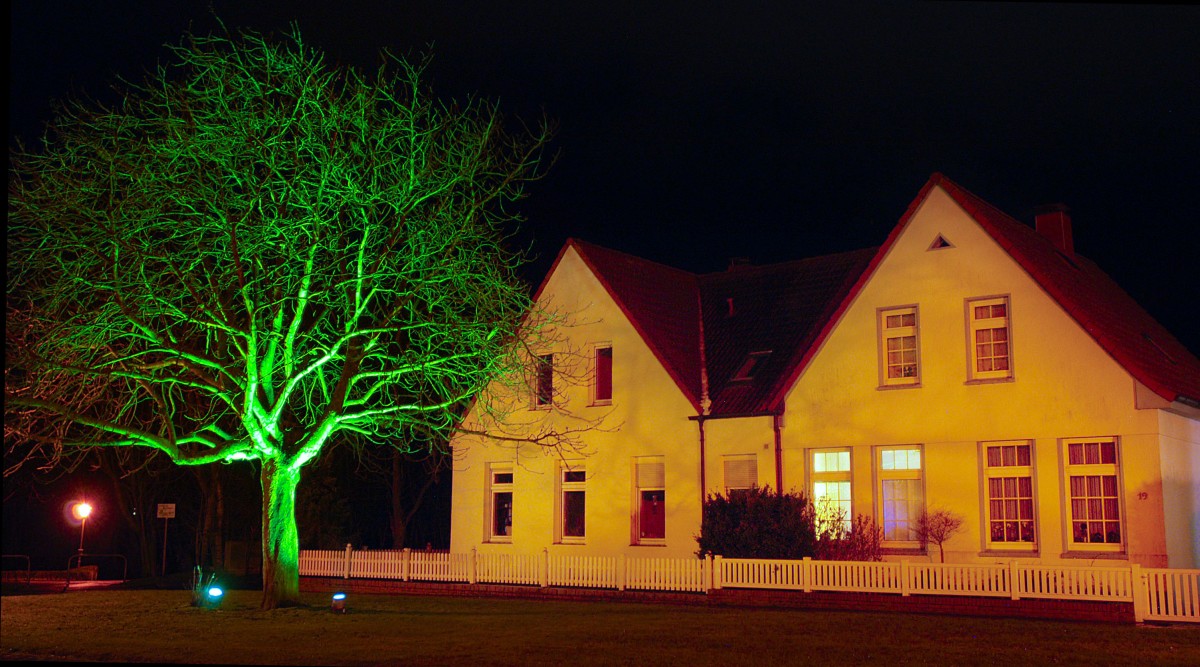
[{"left": 450, "top": 174, "right": 1200, "bottom": 568}]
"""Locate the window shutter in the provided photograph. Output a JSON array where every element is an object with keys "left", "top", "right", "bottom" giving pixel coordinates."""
[
  {"left": 724, "top": 456, "right": 757, "bottom": 490},
  {"left": 637, "top": 460, "right": 665, "bottom": 488}
]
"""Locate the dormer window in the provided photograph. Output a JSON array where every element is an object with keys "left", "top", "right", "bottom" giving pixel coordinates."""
[{"left": 732, "top": 351, "right": 771, "bottom": 381}]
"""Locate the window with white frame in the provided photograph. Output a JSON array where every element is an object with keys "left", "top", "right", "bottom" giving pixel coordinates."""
[
  {"left": 723, "top": 454, "right": 758, "bottom": 494},
  {"left": 982, "top": 441, "right": 1037, "bottom": 549},
  {"left": 534, "top": 353, "right": 554, "bottom": 407},
  {"left": 811, "top": 449, "right": 851, "bottom": 533},
  {"left": 968, "top": 297, "right": 1012, "bottom": 380},
  {"left": 878, "top": 446, "right": 923, "bottom": 544},
  {"left": 559, "top": 464, "right": 586, "bottom": 543},
  {"left": 488, "top": 464, "right": 514, "bottom": 541},
  {"left": 879, "top": 306, "right": 920, "bottom": 386},
  {"left": 593, "top": 345, "right": 613, "bottom": 405},
  {"left": 634, "top": 457, "right": 665, "bottom": 543},
  {"left": 1064, "top": 438, "right": 1123, "bottom": 549}
]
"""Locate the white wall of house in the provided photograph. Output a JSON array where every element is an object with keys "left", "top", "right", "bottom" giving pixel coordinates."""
[
  {"left": 779, "top": 185, "right": 1196, "bottom": 567},
  {"left": 450, "top": 246, "right": 703, "bottom": 558}
]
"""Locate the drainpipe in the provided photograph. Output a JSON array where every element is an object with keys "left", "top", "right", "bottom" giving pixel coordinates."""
[
  {"left": 773, "top": 412, "right": 784, "bottom": 493},
  {"left": 697, "top": 417, "right": 707, "bottom": 505}
]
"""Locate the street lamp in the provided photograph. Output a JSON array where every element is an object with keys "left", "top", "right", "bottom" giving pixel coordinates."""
[{"left": 71, "top": 502, "right": 93, "bottom": 554}]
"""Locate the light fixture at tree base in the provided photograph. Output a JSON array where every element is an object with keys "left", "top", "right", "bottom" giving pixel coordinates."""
[
  {"left": 193, "top": 585, "right": 224, "bottom": 609},
  {"left": 331, "top": 592, "right": 347, "bottom": 613}
]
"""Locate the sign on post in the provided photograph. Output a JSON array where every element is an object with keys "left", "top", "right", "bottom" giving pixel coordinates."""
[{"left": 157, "top": 503, "right": 176, "bottom": 575}]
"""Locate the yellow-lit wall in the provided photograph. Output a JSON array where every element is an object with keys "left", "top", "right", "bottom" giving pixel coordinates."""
[
  {"left": 450, "top": 246, "right": 703, "bottom": 558},
  {"left": 449, "top": 188, "right": 1199, "bottom": 568},
  {"left": 780, "top": 186, "right": 1196, "bottom": 567}
]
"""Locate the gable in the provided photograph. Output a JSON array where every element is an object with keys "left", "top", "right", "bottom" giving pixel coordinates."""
[{"left": 548, "top": 240, "right": 704, "bottom": 411}]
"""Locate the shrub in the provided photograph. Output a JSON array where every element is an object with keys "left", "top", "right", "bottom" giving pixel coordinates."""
[
  {"left": 695, "top": 487, "right": 818, "bottom": 559},
  {"left": 697, "top": 488, "right": 884, "bottom": 562}
]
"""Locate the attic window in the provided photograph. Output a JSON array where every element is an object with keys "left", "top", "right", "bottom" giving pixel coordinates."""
[
  {"left": 927, "top": 234, "right": 954, "bottom": 251},
  {"left": 732, "top": 351, "right": 772, "bottom": 381}
]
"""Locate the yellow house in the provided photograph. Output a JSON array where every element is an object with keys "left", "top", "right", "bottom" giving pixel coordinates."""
[{"left": 450, "top": 173, "right": 1200, "bottom": 568}]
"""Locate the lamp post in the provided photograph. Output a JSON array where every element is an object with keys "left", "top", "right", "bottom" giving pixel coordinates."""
[{"left": 72, "top": 502, "right": 93, "bottom": 554}]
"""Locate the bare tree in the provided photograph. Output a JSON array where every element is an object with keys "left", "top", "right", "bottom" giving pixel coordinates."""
[
  {"left": 915, "top": 507, "right": 965, "bottom": 563},
  {"left": 6, "top": 24, "right": 571, "bottom": 608}
]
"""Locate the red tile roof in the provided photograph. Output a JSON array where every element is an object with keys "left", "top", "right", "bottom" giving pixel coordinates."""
[
  {"left": 931, "top": 173, "right": 1200, "bottom": 405},
  {"left": 555, "top": 174, "right": 1200, "bottom": 415}
]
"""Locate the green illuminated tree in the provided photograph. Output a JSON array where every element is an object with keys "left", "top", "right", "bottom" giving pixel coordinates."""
[{"left": 6, "top": 26, "right": 555, "bottom": 608}]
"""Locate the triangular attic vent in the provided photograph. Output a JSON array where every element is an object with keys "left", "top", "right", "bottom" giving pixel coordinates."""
[{"left": 928, "top": 234, "right": 954, "bottom": 250}]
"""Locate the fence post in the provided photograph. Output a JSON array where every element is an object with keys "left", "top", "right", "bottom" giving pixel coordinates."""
[
  {"left": 617, "top": 554, "right": 627, "bottom": 591},
  {"left": 1009, "top": 560, "right": 1020, "bottom": 600},
  {"left": 343, "top": 543, "right": 353, "bottom": 580},
  {"left": 901, "top": 559, "right": 910, "bottom": 597},
  {"left": 712, "top": 555, "right": 723, "bottom": 590},
  {"left": 540, "top": 547, "right": 549, "bottom": 588},
  {"left": 401, "top": 548, "right": 411, "bottom": 582},
  {"left": 467, "top": 547, "right": 477, "bottom": 585},
  {"left": 703, "top": 554, "right": 712, "bottom": 593},
  {"left": 1129, "top": 563, "right": 1147, "bottom": 623},
  {"left": 803, "top": 557, "right": 813, "bottom": 593}
]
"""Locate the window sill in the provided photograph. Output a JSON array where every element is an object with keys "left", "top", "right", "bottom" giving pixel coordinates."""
[
  {"left": 1060, "top": 550, "right": 1126, "bottom": 560},
  {"left": 964, "top": 376, "right": 1014, "bottom": 385},
  {"left": 877, "top": 382, "right": 922, "bottom": 391},
  {"left": 557, "top": 539, "right": 586, "bottom": 546},
  {"left": 631, "top": 541, "right": 666, "bottom": 547},
  {"left": 589, "top": 400, "right": 613, "bottom": 407},
  {"left": 979, "top": 549, "right": 1039, "bottom": 558},
  {"left": 487, "top": 537, "right": 512, "bottom": 544}
]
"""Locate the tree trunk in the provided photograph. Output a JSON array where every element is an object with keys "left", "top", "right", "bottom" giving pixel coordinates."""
[
  {"left": 259, "top": 458, "right": 302, "bottom": 609},
  {"left": 390, "top": 451, "right": 406, "bottom": 549}
]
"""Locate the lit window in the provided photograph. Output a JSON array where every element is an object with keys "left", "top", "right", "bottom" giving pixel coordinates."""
[
  {"left": 1064, "top": 438, "right": 1122, "bottom": 549},
  {"left": 488, "top": 465, "right": 514, "bottom": 541},
  {"left": 634, "top": 457, "right": 665, "bottom": 543},
  {"left": 723, "top": 454, "right": 758, "bottom": 494},
  {"left": 534, "top": 353, "right": 554, "bottom": 407},
  {"left": 593, "top": 345, "right": 613, "bottom": 405},
  {"left": 559, "top": 465, "right": 586, "bottom": 543},
  {"left": 878, "top": 446, "right": 923, "bottom": 545},
  {"left": 811, "top": 449, "right": 851, "bottom": 533},
  {"left": 982, "top": 441, "right": 1036, "bottom": 550},
  {"left": 968, "top": 297, "right": 1012, "bottom": 380},
  {"left": 879, "top": 306, "right": 920, "bottom": 386}
]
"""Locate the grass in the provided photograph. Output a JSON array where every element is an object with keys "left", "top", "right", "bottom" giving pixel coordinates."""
[{"left": 1, "top": 588, "right": 1198, "bottom": 666}]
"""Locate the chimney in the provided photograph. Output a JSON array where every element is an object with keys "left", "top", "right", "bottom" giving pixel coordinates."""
[{"left": 1035, "top": 204, "right": 1073, "bottom": 255}]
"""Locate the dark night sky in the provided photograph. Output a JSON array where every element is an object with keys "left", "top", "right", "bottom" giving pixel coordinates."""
[{"left": 11, "top": 1, "right": 1200, "bottom": 354}]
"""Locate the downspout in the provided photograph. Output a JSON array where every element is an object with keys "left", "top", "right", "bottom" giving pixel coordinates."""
[
  {"left": 773, "top": 411, "right": 784, "bottom": 493},
  {"left": 696, "top": 289, "right": 711, "bottom": 506}
]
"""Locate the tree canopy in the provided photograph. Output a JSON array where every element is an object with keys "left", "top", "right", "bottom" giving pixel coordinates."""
[{"left": 7, "top": 24, "right": 552, "bottom": 607}]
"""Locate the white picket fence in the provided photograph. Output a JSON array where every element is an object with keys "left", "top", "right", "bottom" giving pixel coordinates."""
[{"left": 297, "top": 546, "right": 1199, "bottom": 623}]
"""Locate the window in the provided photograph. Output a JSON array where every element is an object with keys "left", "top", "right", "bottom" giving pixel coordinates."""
[
  {"left": 559, "top": 465, "right": 586, "bottom": 543},
  {"left": 879, "top": 306, "right": 920, "bottom": 386},
  {"left": 488, "top": 465, "right": 514, "bottom": 541},
  {"left": 732, "top": 351, "right": 771, "bottom": 381},
  {"left": 982, "top": 441, "right": 1037, "bottom": 550},
  {"left": 968, "top": 297, "right": 1012, "bottom": 380},
  {"left": 878, "top": 446, "right": 923, "bottom": 545},
  {"left": 534, "top": 353, "right": 554, "bottom": 407},
  {"left": 593, "top": 345, "right": 613, "bottom": 405},
  {"left": 634, "top": 457, "right": 665, "bottom": 543},
  {"left": 811, "top": 449, "right": 851, "bottom": 533},
  {"left": 723, "top": 454, "right": 758, "bottom": 494},
  {"left": 1064, "top": 438, "right": 1123, "bottom": 549}
]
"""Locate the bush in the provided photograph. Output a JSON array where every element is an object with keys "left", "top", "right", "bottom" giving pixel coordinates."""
[
  {"left": 697, "top": 488, "right": 884, "bottom": 562},
  {"left": 696, "top": 487, "right": 817, "bottom": 559},
  {"left": 815, "top": 513, "right": 884, "bottom": 562}
]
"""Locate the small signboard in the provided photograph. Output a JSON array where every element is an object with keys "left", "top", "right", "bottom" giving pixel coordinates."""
[{"left": 157, "top": 503, "right": 176, "bottom": 519}]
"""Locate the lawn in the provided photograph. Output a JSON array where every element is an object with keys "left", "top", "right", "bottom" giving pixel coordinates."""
[{"left": 2, "top": 588, "right": 1198, "bottom": 666}]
